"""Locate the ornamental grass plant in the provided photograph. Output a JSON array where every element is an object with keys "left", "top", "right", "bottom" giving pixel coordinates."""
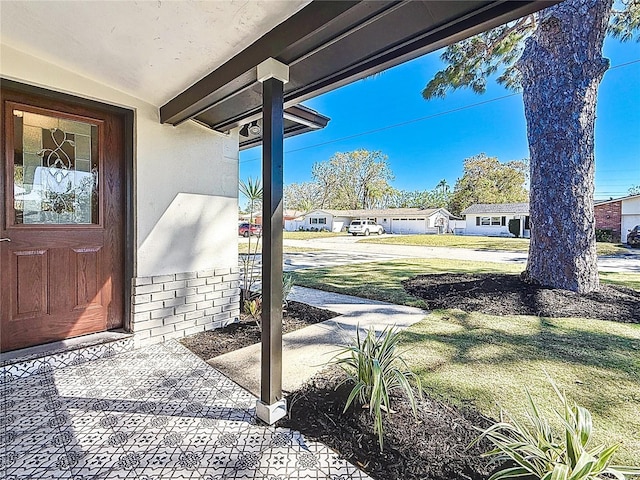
[
  {"left": 333, "top": 325, "right": 422, "bottom": 451},
  {"left": 473, "top": 376, "right": 640, "bottom": 480}
]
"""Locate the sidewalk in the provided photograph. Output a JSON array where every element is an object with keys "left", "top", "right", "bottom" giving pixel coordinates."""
[{"left": 208, "top": 286, "right": 428, "bottom": 396}]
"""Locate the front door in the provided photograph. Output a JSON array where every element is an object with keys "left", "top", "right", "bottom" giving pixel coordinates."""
[{"left": 1, "top": 87, "right": 125, "bottom": 352}]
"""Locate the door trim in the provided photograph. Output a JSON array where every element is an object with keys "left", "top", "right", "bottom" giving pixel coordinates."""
[{"left": 1, "top": 78, "right": 135, "bottom": 333}]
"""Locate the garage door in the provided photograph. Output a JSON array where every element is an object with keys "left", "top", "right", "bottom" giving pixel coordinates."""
[
  {"left": 390, "top": 218, "right": 426, "bottom": 234},
  {"left": 622, "top": 215, "right": 640, "bottom": 243}
]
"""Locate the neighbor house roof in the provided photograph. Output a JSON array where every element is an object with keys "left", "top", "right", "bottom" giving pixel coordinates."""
[
  {"left": 461, "top": 203, "right": 530, "bottom": 215},
  {"left": 594, "top": 193, "right": 640, "bottom": 206},
  {"left": 308, "top": 208, "right": 457, "bottom": 218}
]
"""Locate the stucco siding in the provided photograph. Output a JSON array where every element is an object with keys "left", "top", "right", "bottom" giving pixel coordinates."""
[
  {"left": 464, "top": 214, "right": 520, "bottom": 237},
  {"left": 1, "top": 45, "right": 238, "bottom": 278},
  {"left": 622, "top": 197, "right": 640, "bottom": 215}
]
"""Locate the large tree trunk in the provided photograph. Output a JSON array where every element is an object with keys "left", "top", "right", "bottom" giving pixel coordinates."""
[{"left": 517, "top": 0, "right": 612, "bottom": 293}]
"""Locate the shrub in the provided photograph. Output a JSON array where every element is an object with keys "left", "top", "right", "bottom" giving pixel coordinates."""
[
  {"left": 332, "top": 326, "right": 422, "bottom": 451},
  {"left": 242, "top": 274, "right": 294, "bottom": 325},
  {"left": 508, "top": 219, "right": 521, "bottom": 238},
  {"left": 595, "top": 228, "right": 613, "bottom": 243},
  {"left": 473, "top": 376, "right": 640, "bottom": 480}
]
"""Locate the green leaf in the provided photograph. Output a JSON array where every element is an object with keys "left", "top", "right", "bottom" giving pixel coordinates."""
[
  {"left": 488, "top": 466, "right": 534, "bottom": 480},
  {"left": 550, "top": 464, "right": 570, "bottom": 480}
]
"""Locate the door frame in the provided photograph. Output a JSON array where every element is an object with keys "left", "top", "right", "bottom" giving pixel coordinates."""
[{"left": 1, "top": 78, "right": 135, "bottom": 334}]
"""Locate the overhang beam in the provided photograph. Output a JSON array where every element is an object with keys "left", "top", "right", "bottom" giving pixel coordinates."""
[{"left": 160, "top": 0, "right": 557, "bottom": 131}]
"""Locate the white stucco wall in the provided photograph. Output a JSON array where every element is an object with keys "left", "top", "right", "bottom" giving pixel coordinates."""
[
  {"left": 1, "top": 45, "right": 238, "bottom": 277},
  {"left": 621, "top": 197, "right": 640, "bottom": 241},
  {"left": 331, "top": 216, "right": 351, "bottom": 232},
  {"left": 621, "top": 196, "right": 640, "bottom": 215},
  {"left": 464, "top": 214, "right": 511, "bottom": 236},
  {"left": 303, "top": 211, "right": 333, "bottom": 230}
]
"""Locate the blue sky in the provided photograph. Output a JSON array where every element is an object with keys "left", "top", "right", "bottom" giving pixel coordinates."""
[{"left": 239, "top": 37, "right": 640, "bottom": 201}]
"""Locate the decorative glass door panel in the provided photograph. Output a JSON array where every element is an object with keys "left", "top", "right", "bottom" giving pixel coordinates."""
[
  {"left": 1, "top": 88, "right": 125, "bottom": 353},
  {"left": 13, "top": 110, "right": 99, "bottom": 225}
]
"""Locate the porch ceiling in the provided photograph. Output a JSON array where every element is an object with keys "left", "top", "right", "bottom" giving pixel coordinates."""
[
  {"left": 0, "top": 0, "right": 310, "bottom": 106},
  {"left": 161, "top": 0, "right": 557, "bottom": 132}
]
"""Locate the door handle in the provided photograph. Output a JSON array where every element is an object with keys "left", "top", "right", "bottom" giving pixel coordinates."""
[{"left": 0, "top": 238, "right": 10, "bottom": 242}]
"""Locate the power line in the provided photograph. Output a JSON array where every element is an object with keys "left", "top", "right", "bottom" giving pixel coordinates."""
[
  {"left": 240, "top": 93, "right": 521, "bottom": 164},
  {"left": 240, "top": 58, "right": 640, "bottom": 165}
]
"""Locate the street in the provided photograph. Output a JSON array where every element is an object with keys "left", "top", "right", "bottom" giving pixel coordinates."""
[{"left": 238, "top": 234, "right": 640, "bottom": 273}]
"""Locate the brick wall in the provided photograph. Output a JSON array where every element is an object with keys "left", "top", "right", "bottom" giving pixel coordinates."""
[
  {"left": 130, "top": 267, "right": 240, "bottom": 347},
  {"left": 594, "top": 201, "right": 622, "bottom": 241}
]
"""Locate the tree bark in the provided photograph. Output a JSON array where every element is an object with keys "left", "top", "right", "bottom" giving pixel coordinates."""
[{"left": 517, "top": 0, "right": 612, "bottom": 293}]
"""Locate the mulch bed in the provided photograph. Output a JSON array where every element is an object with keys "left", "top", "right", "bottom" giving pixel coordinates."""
[
  {"left": 279, "top": 366, "right": 495, "bottom": 480},
  {"left": 182, "top": 273, "right": 639, "bottom": 479},
  {"left": 179, "top": 300, "right": 338, "bottom": 360},
  {"left": 403, "top": 273, "right": 640, "bottom": 323}
]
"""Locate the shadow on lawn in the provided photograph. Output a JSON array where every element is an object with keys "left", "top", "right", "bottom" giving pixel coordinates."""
[{"left": 401, "top": 310, "right": 639, "bottom": 379}]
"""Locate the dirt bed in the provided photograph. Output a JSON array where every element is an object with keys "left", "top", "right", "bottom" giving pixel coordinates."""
[
  {"left": 280, "top": 367, "right": 494, "bottom": 480},
  {"left": 403, "top": 273, "right": 640, "bottom": 323},
  {"left": 179, "top": 300, "right": 338, "bottom": 360}
]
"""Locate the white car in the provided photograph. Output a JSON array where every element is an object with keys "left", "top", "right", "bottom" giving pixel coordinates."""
[{"left": 348, "top": 219, "right": 384, "bottom": 236}]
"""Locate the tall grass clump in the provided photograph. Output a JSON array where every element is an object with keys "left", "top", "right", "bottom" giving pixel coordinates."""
[
  {"left": 333, "top": 326, "right": 422, "bottom": 451},
  {"left": 473, "top": 376, "right": 640, "bottom": 480}
]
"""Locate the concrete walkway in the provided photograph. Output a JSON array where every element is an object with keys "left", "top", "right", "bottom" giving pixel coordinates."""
[{"left": 208, "top": 286, "right": 428, "bottom": 396}]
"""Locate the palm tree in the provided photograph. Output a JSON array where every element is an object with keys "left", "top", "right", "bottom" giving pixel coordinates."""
[
  {"left": 239, "top": 177, "right": 263, "bottom": 305},
  {"left": 239, "top": 177, "right": 263, "bottom": 223}
]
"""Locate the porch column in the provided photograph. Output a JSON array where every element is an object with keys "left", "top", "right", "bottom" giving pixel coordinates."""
[{"left": 256, "top": 58, "right": 289, "bottom": 424}]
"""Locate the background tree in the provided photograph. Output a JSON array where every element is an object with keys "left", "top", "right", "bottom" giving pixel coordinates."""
[
  {"left": 448, "top": 154, "right": 528, "bottom": 216},
  {"left": 422, "top": 0, "right": 639, "bottom": 293},
  {"left": 285, "top": 150, "right": 394, "bottom": 211},
  {"left": 284, "top": 182, "right": 323, "bottom": 212},
  {"left": 320, "top": 150, "right": 394, "bottom": 209},
  {"left": 387, "top": 183, "right": 452, "bottom": 210},
  {"left": 629, "top": 185, "right": 640, "bottom": 195}
]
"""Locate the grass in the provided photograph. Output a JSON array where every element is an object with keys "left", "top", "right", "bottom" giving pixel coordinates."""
[
  {"left": 400, "top": 310, "right": 640, "bottom": 465},
  {"left": 283, "top": 231, "right": 347, "bottom": 240},
  {"left": 293, "top": 258, "right": 640, "bottom": 465},
  {"left": 359, "top": 234, "right": 629, "bottom": 256},
  {"left": 291, "top": 258, "right": 640, "bottom": 307}
]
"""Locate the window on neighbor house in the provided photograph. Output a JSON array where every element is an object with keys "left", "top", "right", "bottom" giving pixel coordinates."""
[
  {"left": 310, "top": 217, "right": 326, "bottom": 224},
  {"left": 480, "top": 217, "right": 491, "bottom": 226},
  {"left": 491, "top": 217, "right": 502, "bottom": 226},
  {"left": 318, "top": 217, "right": 326, "bottom": 224}
]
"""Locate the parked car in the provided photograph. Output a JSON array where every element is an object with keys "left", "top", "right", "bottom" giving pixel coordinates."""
[
  {"left": 348, "top": 219, "right": 384, "bottom": 236},
  {"left": 238, "top": 223, "right": 262, "bottom": 237},
  {"left": 628, "top": 225, "right": 640, "bottom": 247}
]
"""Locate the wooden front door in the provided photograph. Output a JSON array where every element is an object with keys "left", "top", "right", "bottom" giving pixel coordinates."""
[{"left": 1, "top": 87, "right": 125, "bottom": 352}]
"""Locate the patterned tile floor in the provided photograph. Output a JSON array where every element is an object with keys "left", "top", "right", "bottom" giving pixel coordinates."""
[{"left": 1, "top": 340, "right": 371, "bottom": 480}]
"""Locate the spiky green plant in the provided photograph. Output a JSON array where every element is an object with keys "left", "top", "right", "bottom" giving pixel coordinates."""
[
  {"left": 333, "top": 326, "right": 422, "bottom": 451},
  {"left": 473, "top": 377, "right": 640, "bottom": 480},
  {"left": 282, "top": 273, "right": 294, "bottom": 308}
]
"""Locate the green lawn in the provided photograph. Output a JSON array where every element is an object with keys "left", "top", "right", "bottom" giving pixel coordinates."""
[
  {"left": 292, "top": 258, "right": 640, "bottom": 465},
  {"left": 283, "top": 231, "right": 347, "bottom": 240},
  {"left": 359, "top": 233, "right": 628, "bottom": 256},
  {"left": 401, "top": 310, "right": 640, "bottom": 465},
  {"left": 291, "top": 258, "right": 640, "bottom": 307}
]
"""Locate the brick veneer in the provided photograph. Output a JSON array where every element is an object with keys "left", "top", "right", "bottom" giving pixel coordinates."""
[
  {"left": 130, "top": 267, "right": 240, "bottom": 347},
  {"left": 594, "top": 200, "right": 622, "bottom": 241}
]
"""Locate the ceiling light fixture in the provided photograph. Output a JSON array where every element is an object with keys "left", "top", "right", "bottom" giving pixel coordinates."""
[{"left": 248, "top": 121, "right": 261, "bottom": 136}]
